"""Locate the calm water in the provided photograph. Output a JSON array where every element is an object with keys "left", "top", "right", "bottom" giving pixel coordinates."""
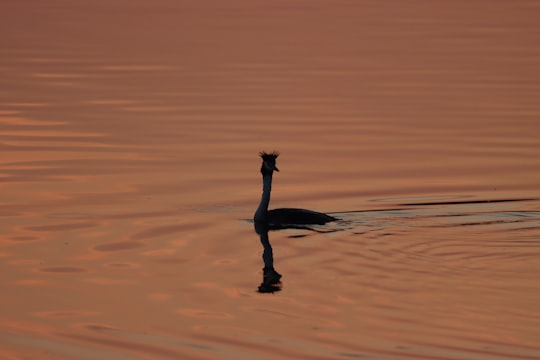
[{"left": 1, "top": 1, "right": 540, "bottom": 359}]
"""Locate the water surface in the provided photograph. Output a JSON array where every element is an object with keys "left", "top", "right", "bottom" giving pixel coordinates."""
[{"left": 1, "top": 1, "right": 540, "bottom": 359}]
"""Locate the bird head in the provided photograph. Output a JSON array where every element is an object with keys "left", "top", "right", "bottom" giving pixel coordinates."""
[{"left": 259, "top": 151, "right": 279, "bottom": 174}]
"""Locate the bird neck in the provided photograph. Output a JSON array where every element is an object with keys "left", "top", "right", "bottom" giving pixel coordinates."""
[{"left": 254, "top": 173, "right": 273, "bottom": 221}]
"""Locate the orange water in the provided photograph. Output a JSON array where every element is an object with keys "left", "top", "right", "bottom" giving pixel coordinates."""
[{"left": 1, "top": 1, "right": 540, "bottom": 359}]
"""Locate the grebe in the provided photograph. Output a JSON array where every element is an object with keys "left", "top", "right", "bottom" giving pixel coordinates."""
[{"left": 253, "top": 151, "right": 337, "bottom": 226}]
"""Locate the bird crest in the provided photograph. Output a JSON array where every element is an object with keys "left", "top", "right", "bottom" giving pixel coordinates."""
[{"left": 259, "top": 151, "right": 279, "bottom": 161}]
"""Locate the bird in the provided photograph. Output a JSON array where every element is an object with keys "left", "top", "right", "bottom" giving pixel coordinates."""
[{"left": 253, "top": 151, "right": 337, "bottom": 226}]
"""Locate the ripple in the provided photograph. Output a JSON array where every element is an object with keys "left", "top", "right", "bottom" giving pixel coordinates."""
[
  {"left": 8, "top": 235, "right": 40, "bottom": 242},
  {"left": 35, "top": 311, "right": 96, "bottom": 318},
  {"left": 75, "top": 323, "right": 118, "bottom": 332},
  {"left": 104, "top": 262, "right": 140, "bottom": 269},
  {"left": 86, "top": 278, "right": 134, "bottom": 285},
  {"left": 131, "top": 223, "right": 204, "bottom": 240},
  {"left": 372, "top": 194, "right": 470, "bottom": 204},
  {"left": 25, "top": 222, "right": 100, "bottom": 232},
  {"left": 58, "top": 332, "right": 198, "bottom": 360},
  {"left": 40, "top": 266, "right": 87, "bottom": 273},
  {"left": 13, "top": 279, "right": 49, "bottom": 286},
  {"left": 150, "top": 257, "right": 189, "bottom": 265},
  {"left": 94, "top": 241, "right": 143, "bottom": 252},
  {"left": 213, "top": 259, "right": 236, "bottom": 265},
  {"left": 400, "top": 198, "right": 537, "bottom": 207},
  {"left": 104, "top": 210, "right": 179, "bottom": 220},
  {"left": 148, "top": 293, "right": 171, "bottom": 301},
  {"left": 176, "top": 308, "right": 233, "bottom": 319}
]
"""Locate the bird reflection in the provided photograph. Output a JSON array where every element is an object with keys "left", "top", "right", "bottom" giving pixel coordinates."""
[
  {"left": 254, "top": 221, "right": 336, "bottom": 293},
  {"left": 254, "top": 221, "right": 282, "bottom": 293}
]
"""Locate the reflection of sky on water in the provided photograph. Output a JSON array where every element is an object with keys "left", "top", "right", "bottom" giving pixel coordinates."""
[{"left": 1, "top": 0, "right": 540, "bottom": 358}]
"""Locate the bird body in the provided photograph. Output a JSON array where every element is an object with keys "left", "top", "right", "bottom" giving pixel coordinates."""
[{"left": 266, "top": 208, "right": 336, "bottom": 225}]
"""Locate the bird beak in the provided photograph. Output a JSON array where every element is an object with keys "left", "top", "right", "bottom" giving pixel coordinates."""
[{"left": 263, "top": 161, "right": 279, "bottom": 172}]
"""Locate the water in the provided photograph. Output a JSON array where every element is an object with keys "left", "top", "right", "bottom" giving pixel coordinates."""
[{"left": 1, "top": 1, "right": 540, "bottom": 359}]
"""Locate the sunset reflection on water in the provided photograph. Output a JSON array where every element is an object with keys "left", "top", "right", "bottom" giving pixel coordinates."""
[{"left": 1, "top": 1, "right": 540, "bottom": 359}]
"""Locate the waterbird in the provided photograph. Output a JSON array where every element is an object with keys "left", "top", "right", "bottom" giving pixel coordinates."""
[{"left": 254, "top": 151, "right": 337, "bottom": 226}]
